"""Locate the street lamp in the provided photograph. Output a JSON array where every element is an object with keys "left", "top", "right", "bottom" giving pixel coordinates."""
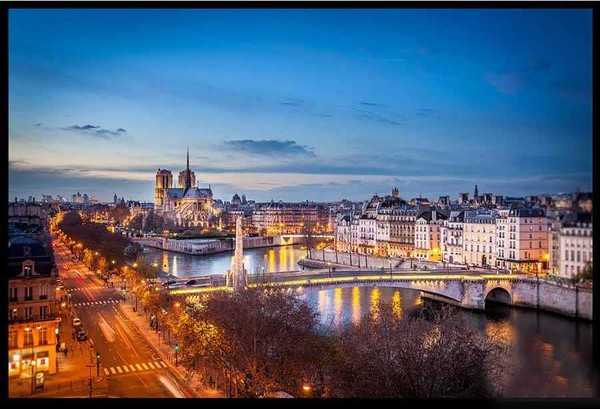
[
  {"left": 175, "top": 343, "right": 180, "bottom": 366},
  {"left": 96, "top": 352, "right": 101, "bottom": 377},
  {"left": 302, "top": 384, "right": 312, "bottom": 397}
]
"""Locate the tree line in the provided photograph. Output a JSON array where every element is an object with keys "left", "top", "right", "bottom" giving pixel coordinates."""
[{"left": 142, "top": 285, "right": 510, "bottom": 398}]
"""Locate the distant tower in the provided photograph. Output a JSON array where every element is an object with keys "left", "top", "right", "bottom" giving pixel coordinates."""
[
  {"left": 155, "top": 168, "right": 173, "bottom": 212},
  {"left": 178, "top": 146, "right": 196, "bottom": 190},
  {"left": 113, "top": 193, "right": 118, "bottom": 204},
  {"left": 228, "top": 216, "right": 247, "bottom": 292},
  {"left": 474, "top": 184, "right": 479, "bottom": 198},
  {"left": 391, "top": 187, "right": 400, "bottom": 198}
]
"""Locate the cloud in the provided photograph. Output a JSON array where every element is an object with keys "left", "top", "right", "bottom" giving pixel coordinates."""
[
  {"left": 223, "top": 139, "right": 316, "bottom": 158},
  {"left": 61, "top": 124, "right": 128, "bottom": 139},
  {"left": 359, "top": 101, "right": 382, "bottom": 107},
  {"left": 415, "top": 108, "right": 437, "bottom": 117},
  {"left": 354, "top": 108, "right": 405, "bottom": 126},
  {"left": 280, "top": 98, "right": 304, "bottom": 107}
]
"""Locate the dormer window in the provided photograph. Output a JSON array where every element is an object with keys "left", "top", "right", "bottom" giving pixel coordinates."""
[{"left": 23, "top": 260, "right": 35, "bottom": 277}]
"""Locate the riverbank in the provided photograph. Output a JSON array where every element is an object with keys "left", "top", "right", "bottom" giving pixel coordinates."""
[{"left": 133, "top": 235, "right": 308, "bottom": 256}]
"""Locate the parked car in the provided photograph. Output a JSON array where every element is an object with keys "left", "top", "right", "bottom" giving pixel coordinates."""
[
  {"left": 162, "top": 280, "right": 177, "bottom": 287},
  {"left": 76, "top": 329, "right": 87, "bottom": 341}
]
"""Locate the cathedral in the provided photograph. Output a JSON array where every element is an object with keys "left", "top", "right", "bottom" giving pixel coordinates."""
[{"left": 154, "top": 148, "right": 217, "bottom": 228}]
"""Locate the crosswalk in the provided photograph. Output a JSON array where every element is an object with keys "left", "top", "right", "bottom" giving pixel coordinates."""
[
  {"left": 72, "top": 299, "right": 121, "bottom": 307},
  {"left": 103, "top": 360, "right": 168, "bottom": 376},
  {"left": 66, "top": 287, "right": 103, "bottom": 293}
]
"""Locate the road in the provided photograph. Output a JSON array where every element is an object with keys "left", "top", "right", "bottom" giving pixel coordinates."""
[{"left": 52, "top": 238, "right": 192, "bottom": 398}]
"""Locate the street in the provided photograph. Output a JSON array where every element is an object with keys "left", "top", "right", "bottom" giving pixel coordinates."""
[{"left": 50, "top": 238, "right": 193, "bottom": 398}]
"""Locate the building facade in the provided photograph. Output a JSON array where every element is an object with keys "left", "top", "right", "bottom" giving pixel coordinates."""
[
  {"left": 558, "top": 214, "right": 593, "bottom": 279},
  {"left": 8, "top": 235, "right": 60, "bottom": 379},
  {"left": 154, "top": 149, "right": 216, "bottom": 228},
  {"left": 495, "top": 208, "right": 549, "bottom": 273},
  {"left": 252, "top": 202, "right": 331, "bottom": 235},
  {"left": 463, "top": 210, "right": 497, "bottom": 267},
  {"left": 440, "top": 210, "right": 465, "bottom": 264},
  {"left": 414, "top": 209, "right": 446, "bottom": 261}
]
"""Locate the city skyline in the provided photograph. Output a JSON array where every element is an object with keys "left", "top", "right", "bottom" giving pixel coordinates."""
[{"left": 9, "top": 9, "right": 593, "bottom": 202}]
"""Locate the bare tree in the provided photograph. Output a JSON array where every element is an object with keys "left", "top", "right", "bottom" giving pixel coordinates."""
[
  {"left": 302, "top": 219, "right": 316, "bottom": 259},
  {"left": 325, "top": 304, "right": 510, "bottom": 398}
]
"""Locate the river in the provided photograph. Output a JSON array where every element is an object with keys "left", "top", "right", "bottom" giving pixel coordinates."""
[{"left": 143, "top": 244, "right": 597, "bottom": 397}]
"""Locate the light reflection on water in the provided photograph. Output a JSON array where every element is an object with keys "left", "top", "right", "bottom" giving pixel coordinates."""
[
  {"left": 144, "top": 244, "right": 312, "bottom": 277},
  {"left": 300, "top": 286, "right": 596, "bottom": 398},
  {"left": 146, "top": 245, "right": 596, "bottom": 397}
]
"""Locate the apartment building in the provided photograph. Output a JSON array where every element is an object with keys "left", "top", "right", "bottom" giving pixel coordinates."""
[{"left": 8, "top": 235, "right": 60, "bottom": 379}]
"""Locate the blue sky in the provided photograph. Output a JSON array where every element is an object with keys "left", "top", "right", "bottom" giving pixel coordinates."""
[{"left": 9, "top": 9, "right": 593, "bottom": 202}]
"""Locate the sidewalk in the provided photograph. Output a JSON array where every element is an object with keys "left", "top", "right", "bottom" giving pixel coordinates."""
[
  {"left": 9, "top": 328, "right": 100, "bottom": 398},
  {"left": 118, "top": 301, "right": 224, "bottom": 398}
]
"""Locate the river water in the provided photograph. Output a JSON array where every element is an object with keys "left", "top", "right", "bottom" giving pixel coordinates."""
[{"left": 143, "top": 244, "right": 597, "bottom": 397}]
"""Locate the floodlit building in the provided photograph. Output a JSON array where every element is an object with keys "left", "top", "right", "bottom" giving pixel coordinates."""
[
  {"left": 8, "top": 235, "right": 60, "bottom": 379},
  {"left": 414, "top": 209, "right": 447, "bottom": 261},
  {"left": 463, "top": 209, "right": 497, "bottom": 267},
  {"left": 495, "top": 207, "right": 549, "bottom": 273},
  {"left": 441, "top": 210, "right": 465, "bottom": 264},
  {"left": 558, "top": 213, "right": 593, "bottom": 279},
  {"left": 154, "top": 148, "right": 216, "bottom": 228}
]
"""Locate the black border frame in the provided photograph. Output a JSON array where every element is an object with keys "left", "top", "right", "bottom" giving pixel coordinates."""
[{"left": 1, "top": 2, "right": 598, "bottom": 408}]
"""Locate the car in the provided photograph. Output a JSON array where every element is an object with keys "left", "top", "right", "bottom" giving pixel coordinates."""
[
  {"left": 185, "top": 279, "right": 197, "bottom": 286},
  {"left": 162, "top": 280, "right": 178, "bottom": 287},
  {"left": 72, "top": 317, "right": 82, "bottom": 328},
  {"left": 76, "top": 329, "right": 87, "bottom": 341}
]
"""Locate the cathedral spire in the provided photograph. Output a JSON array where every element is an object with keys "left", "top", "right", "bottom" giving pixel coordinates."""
[{"left": 184, "top": 146, "right": 192, "bottom": 190}]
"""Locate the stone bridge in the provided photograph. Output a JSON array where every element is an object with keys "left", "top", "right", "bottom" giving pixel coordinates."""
[{"left": 167, "top": 269, "right": 554, "bottom": 312}]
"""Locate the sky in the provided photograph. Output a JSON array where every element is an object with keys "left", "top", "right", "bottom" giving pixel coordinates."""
[{"left": 8, "top": 9, "right": 593, "bottom": 203}]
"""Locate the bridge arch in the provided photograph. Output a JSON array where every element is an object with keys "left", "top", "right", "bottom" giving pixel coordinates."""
[{"left": 484, "top": 287, "right": 512, "bottom": 306}]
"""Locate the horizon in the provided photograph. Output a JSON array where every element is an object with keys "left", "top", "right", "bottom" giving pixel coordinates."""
[{"left": 9, "top": 9, "right": 593, "bottom": 202}]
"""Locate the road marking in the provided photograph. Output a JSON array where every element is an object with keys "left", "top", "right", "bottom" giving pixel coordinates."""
[
  {"left": 135, "top": 364, "right": 142, "bottom": 371},
  {"left": 129, "top": 364, "right": 136, "bottom": 372},
  {"left": 147, "top": 362, "right": 156, "bottom": 369},
  {"left": 158, "top": 375, "right": 185, "bottom": 398},
  {"left": 110, "top": 367, "right": 116, "bottom": 374},
  {"left": 116, "top": 366, "right": 123, "bottom": 373},
  {"left": 123, "top": 365, "right": 130, "bottom": 373},
  {"left": 160, "top": 361, "right": 167, "bottom": 368},
  {"left": 141, "top": 363, "right": 149, "bottom": 370},
  {"left": 104, "top": 368, "right": 110, "bottom": 376}
]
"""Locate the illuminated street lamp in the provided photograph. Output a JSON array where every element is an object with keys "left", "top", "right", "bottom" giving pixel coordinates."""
[
  {"left": 112, "top": 260, "right": 116, "bottom": 265},
  {"left": 302, "top": 384, "right": 312, "bottom": 397}
]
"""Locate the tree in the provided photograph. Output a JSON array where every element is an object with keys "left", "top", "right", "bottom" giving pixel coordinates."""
[
  {"left": 128, "top": 214, "right": 144, "bottom": 231},
  {"left": 302, "top": 219, "right": 316, "bottom": 259},
  {"left": 325, "top": 304, "right": 509, "bottom": 398},
  {"left": 182, "top": 287, "right": 330, "bottom": 397},
  {"left": 111, "top": 204, "right": 130, "bottom": 225},
  {"left": 572, "top": 262, "right": 593, "bottom": 284}
]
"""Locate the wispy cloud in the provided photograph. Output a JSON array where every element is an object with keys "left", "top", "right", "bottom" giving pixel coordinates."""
[
  {"left": 223, "top": 139, "right": 316, "bottom": 158},
  {"left": 62, "top": 124, "right": 127, "bottom": 139},
  {"left": 354, "top": 108, "right": 405, "bottom": 126}
]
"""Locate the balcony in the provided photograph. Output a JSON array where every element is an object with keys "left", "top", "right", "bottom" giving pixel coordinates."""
[{"left": 8, "top": 314, "right": 60, "bottom": 325}]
